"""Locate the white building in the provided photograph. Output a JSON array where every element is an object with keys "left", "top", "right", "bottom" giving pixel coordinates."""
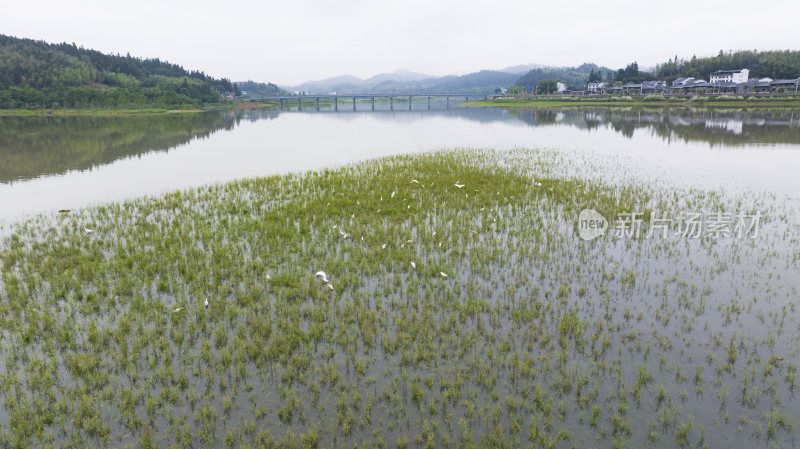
[
  {"left": 556, "top": 82, "right": 567, "bottom": 93},
  {"left": 587, "top": 82, "right": 605, "bottom": 92},
  {"left": 710, "top": 69, "right": 749, "bottom": 84}
]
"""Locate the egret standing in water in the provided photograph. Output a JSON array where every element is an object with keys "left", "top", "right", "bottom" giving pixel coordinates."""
[
  {"left": 204, "top": 298, "right": 209, "bottom": 308},
  {"left": 315, "top": 271, "right": 334, "bottom": 291}
]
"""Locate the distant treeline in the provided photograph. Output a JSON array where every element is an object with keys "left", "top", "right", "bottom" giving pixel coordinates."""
[
  {"left": 513, "top": 51, "right": 800, "bottom": 88},
  {"left": 236, "top": 81, "right": 289, "bottom": 97},
  {"left": 654, "top": 50, "right": 800, "bottom": 81},
  {"left": 514, "top": 63, "right": 612, "bottom": 89},
  {"left": 0, "top": 34, "right": 238, "bottom": 109}
]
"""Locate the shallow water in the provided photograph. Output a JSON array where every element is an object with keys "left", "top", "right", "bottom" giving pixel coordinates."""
[{"left": 2, "top": 105, "right": 800, "bottom": 233}]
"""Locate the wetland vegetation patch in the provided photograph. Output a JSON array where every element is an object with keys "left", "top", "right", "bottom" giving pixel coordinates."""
[{"left": 0, "top": 149, "right": 797, "bottom": 449}]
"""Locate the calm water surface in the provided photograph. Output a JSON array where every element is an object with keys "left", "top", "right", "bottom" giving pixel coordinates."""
[{"left": 2, "top": 105, "right": 800, "bottom": 230}]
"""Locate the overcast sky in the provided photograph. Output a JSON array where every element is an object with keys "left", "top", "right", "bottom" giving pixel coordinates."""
[{"left": 3, "top": 0, "right": 799, "bottom": 86}]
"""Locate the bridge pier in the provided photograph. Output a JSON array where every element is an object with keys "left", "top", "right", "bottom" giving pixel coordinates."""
[
  {"left": 315, "top": 97, "right": 319, "bottom": 111},
  {"left": 334, "top": 96, "right": 338, "bottom": 111},
  {"left": 446, "top": 96, "right": 449, "bottom": 109},
  {"left": 408, "top": 96, "right": 412, "bottom": 110},
  {"left": 353, "top": 96, "right": 356, "bottom": 110},
  {"left": 390, "top": 97, "right": 393, "bottom": 110},
  {"left": 371, "top": 96, "right": 375, "bottom": 110},
  {"left": 427, "top": 96, "right": 431, "bottom": 110},
  {"left": 297, "top": 98, "right": 301, "bottom": 110},
  {"left": 279, "top": 98, "right": 283, "bottom": 109}
]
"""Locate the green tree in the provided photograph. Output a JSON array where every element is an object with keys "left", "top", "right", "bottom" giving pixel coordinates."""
[{"left": 536, "top": 80, "right": 559, "bottom": 94}]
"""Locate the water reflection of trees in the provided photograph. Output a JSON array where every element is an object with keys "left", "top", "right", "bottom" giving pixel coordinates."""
[
  {"left": 0, "top": 109, "right": 278, "bottom": 183},
  {"left": 509, "top": 107, "right": 800, "bottom": 146}
]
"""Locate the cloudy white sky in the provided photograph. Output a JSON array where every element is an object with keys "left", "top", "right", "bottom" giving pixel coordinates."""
[{"left": 2, "top": 0, "right": 798, "bottom": 85}]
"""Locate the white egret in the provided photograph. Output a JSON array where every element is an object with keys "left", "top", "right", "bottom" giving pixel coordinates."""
[
  {"left": 172, "top": 307, "right": 183, "bottom": 313},
  {"left": 315, "top": 271, "right": 329, "bottom": 283},
  {"left": 204, "top": 299, "right": 209, "bottom": 308},
  {"left": 410, "top": 261, "right": 416, "bottom": 269},
  {"left": 440, "top": 272, "right": 449, "bottom": 278},
  {"left": 411, "top": 179, "right": 419, "bottom": 184},
  {"left": 454, "top": 183, "right": 465, "bottom": 189},
  {"left": 84, "top": 227, "right": 94, "bottom": 234}
]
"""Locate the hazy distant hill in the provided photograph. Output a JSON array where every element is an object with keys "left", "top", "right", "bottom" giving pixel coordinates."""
[
  {"left": 365, "top": 70, "right": 433, "bottom": 84},
  {"left": 288, "top": 69, "right": 520, "bottom": 94},
  {"left": 0, "top": 34, "right": 237, "bottom": 109},
  {"left": 497, "top": 63, "right": 547, "bottom": 74}
]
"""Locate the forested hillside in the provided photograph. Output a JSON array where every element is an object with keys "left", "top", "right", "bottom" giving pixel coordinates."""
[
  {"left": 655, "top": 50, "right": 800, "bottom": 80},
  {"left": 0, "top": 34, "right": 237, "bottom": 109}
]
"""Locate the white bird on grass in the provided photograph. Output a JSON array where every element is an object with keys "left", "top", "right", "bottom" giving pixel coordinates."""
[
  {"left": 454, "top": 183, "right": 465, "bottom": 189},
  {"left": 266, "top": 273, "right": 272, "bottom": 280},
  {"left": 440, "top": 272, "right": 449, "bottom": 278},
  {"left": 315, "top": 271, "right": 329, "bottom": 283},
  {"left": 84, "top": 227, "right": 94, "bottom": 234},
  {"left": 411, "top": 179, "right": 419, "bottom": 184},
  {"left": 410, "top": 261, "right": 416, "bottom": 269},
  {"left": 172, "top": 307, "right": 183, "bottom": 313},
  {"left": 339, "top": 229, "right": 350, "bottom": 239},
  {"left": 391, "top": 191, "right": 396, "bottom": 198},
  {"left": 204, "top": 298, "right": 209, "bottom": 308}
]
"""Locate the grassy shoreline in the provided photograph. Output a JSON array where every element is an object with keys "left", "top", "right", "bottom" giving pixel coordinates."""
[
  {"left": 0, "top": 102, "right": 277, "bottom": 117},
  {"left": 465, "top": 98, "right": 800, "bottom": 108}
]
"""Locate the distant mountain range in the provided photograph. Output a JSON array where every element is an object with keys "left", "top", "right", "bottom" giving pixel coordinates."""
[
  {"left": 282, "top": 69, "right": 505, "bottom": 95},
  {"left": 278, "top": 63, "right": 608, "bottom": 95}
]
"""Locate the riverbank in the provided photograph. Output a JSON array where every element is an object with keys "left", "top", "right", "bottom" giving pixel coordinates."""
[
  {"left": 466, "top": 96, "right": 800, "bottom": 108},
  {"left": 0, "top": 102, "right": 277, "bottom": 117}
]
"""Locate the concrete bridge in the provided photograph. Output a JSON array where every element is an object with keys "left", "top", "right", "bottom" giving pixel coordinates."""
[{"left": 255, "top": 94, "right": 489, "bottom": 111}]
